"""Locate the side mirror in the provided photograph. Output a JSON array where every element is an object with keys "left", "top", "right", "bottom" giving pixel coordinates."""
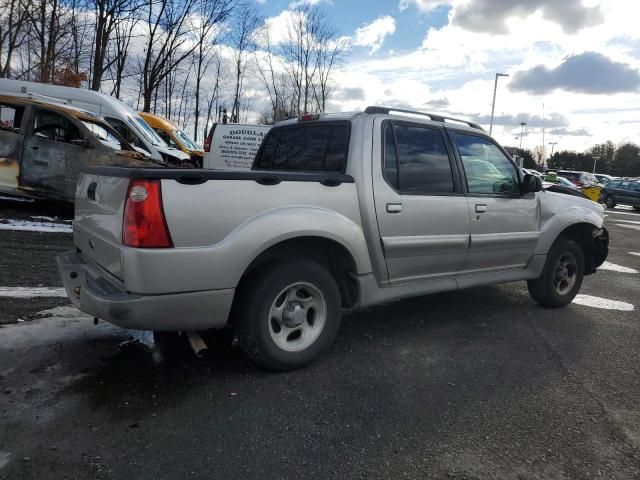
[{"left": 522, "top": 174, "right": 542, "bottom": 193}]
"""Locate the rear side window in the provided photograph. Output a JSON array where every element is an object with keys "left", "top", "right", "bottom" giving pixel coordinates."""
[
  {"left": 383, "top": 123, "right": 454, "bottom": 193},
  {"left": 0, "top": 103, "right": 25, "bottom": 133},
  {"left": 105, "top": 117, "right": 150, "bottom": 154},
  {"left": 254, "top": 123, "right": 349, "bottom": 172}
]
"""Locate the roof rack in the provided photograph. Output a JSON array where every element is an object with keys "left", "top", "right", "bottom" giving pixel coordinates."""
[
  {"left": 20, "top": 86, "right": 73, "bottom": 106},
  {"left": 364, "top": 106, "right": 484, "bottom": 131}
]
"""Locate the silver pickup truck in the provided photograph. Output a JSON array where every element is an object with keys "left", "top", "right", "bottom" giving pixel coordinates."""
[{"left": 58, "top": 107, "right": 609, "bottom": 370}]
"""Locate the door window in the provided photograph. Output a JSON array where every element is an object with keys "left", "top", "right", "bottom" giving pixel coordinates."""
[
  {"left": 383, "top": 123, "right": 454, "bottom": 193},
  {"left": 0, "top": 103, "right": 25, "bottom": 134},
  {"left": 154, "top": 128, "right": 179, "bottom": 149},
  {"left": 105, "top": 117, "right": 150, "bottom": 154},
  {"left": 33, "top": 110, "right": 82, "bottom": 144},
  {"left": 454, "top": 133, "right": 519, "bottom": 195}
]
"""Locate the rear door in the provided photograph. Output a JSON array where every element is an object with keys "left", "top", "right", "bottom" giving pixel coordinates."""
[
  {"left": 450, "top": 130, "right": 540, "bottom": 274},
  {"left": 372, "top": 119, "right": 470, "bottom": 284},
  {"left": 20, "top": 107, "right": 89, "bottom": 200}
]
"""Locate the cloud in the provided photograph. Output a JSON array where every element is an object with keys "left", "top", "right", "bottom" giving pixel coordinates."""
[
  {"left": 333, "top": 87, "right": 366, "bottom": 101},
  {"left": 288, "top": 0, "right": 332, "bottom": 9},
  {"left": 454, "top": 0, "right": 603, "bottom": 35},
  {"left": 425, "top": 97, "right": 450, "bottom": 108},
  {"left": 548, "top": 127, "right": 591, "bottom": 136},
  {"left": 398, "top": 0, "right": 448, "bottom": 12},
  {"left": 470, "top": 112, "right": 569, "bottom": 129},
  {"left": 510, "top": 52, "right": 640, "bottom": 95},
  {"left": 353, "top": 15, "right": 396, "bottom": 54}
]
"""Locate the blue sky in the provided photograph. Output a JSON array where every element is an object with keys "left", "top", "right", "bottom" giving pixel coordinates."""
[{"left": 251, "top": 0, "right": 640, "bottom": 152}]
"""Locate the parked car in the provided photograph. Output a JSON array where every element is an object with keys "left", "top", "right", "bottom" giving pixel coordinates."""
[
  {"left": 203, "top": 123, "right": 271, "bottom": 170},
  {"left": 557, "top": 170, "right": 600, "bottom": 187},
  {"left": 0, "top": 78, "right": 190, "bottom": 165},
  {"left": 58, "top": 106, "right": 609, "bottom": 370},
  {"left": 594, "top": 173, "right": 614, "bottom": 185},
  {"left": 542, "top": 172, "right": 585, "bottom": 198},
  {"left": 600, "top": 179, "right": 640, "bottom": 210},
  {"left": 138, "top": 111, "right": 203, "bottom": 167},
  {"left": 0, "top": 95, "right": 158, "bottom": 202}
]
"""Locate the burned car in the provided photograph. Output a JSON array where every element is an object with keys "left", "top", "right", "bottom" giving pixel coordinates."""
[{"left": 0, "top": 95, "right": 159, "bottom": 202}]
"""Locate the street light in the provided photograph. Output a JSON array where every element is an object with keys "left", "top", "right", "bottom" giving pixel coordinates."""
[
  {"left": 549, "top": 141, "right": 558, "bottom": 156},
  {"left": 489, "top": 73, "right": 509, "bottom": 135},
  {"left": 519, "top": 122, "right": 526, "bottom": 149},
  {"left": 592, "top": 156, "right": 599, "bottom": 174}
]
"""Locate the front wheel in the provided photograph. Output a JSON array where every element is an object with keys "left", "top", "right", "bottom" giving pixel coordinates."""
[
  {"left": 528, "top": 237, "right": 584, "bottom": 308},
  {"left": 235, "top": 260, "right": 341, "bottom": 371}
]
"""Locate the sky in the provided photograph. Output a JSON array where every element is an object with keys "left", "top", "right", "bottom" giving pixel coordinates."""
[{"left": 253, "top": 0, "right": 640, "bottom": 153}]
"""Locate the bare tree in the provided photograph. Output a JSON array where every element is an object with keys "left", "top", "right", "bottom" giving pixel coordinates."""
[
  {"left": 137, "top": 0, "right": 198, "bottom": 112},
  {"left": 229, "top": 3, "right": 259, "bottom": 123},
  {"left": 0, "top": 0, "right": 30, "bottom": 77},
  {"left": 191, "top": 0, "right": 231, "bottom": 141},
  {"left": 107, "top": 17, "right": 135, "bottom": 98}
]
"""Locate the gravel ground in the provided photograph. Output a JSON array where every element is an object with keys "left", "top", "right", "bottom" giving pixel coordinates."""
[{"left": 0, "top": 198, "right": 639, "bottom": 479}]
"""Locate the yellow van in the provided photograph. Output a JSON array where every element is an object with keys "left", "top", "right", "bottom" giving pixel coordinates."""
[{"left": 138, "top": 111, "right": 204, "bottom": 167}]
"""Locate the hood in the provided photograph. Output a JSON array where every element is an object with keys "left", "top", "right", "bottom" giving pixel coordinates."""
[{"left": 155, "top": 144, "right": 190, "bottom": 161}]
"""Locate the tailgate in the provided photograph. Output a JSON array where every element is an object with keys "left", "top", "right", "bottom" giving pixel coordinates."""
[{"left": 74, "top": 172, "right": 130, "bottom": 279}]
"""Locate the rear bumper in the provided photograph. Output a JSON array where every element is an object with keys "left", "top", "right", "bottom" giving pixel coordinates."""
[{"left": 57, "top": 250, "right": 234, "bottom": 331}]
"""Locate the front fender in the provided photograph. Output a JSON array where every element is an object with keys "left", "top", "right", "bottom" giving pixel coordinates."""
[{"left": 535, "top": 191, "right": 605, "bottom": 255}]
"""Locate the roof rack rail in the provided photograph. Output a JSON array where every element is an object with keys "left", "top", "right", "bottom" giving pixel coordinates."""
[
  {"left": 364, "top": 106, "right": 484, "bottom": 131},
  {"left": 20, "top": 86, "right": 72, "bottom": 106}
]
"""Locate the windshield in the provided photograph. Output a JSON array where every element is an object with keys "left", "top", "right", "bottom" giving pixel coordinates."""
[
  {"left": 174, "top": 128, "right": 201, "bottom": 151},
  {"left": 128, "top": 115, "right": 168, "bottom": 147},
  {"left": 82, "top": 120, "right": 128, "bottom": 150}
]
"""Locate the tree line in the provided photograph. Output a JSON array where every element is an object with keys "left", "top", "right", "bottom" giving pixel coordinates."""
[{"left": 0, "top": 0, "right": 345, "bottom": 141}]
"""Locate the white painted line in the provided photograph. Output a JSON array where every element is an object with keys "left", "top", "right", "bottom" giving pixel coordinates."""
[
  {"left": 613, "top": 218, "right": 640, "bottom": 225},
  {"left": 0, "top": 218, "right": 72, "bottom": 233},
  {"left": 616, "top": 223, "right": 640, "bottom": 231},
  {"left": 629, "top": 252, "right": 640, "bottom": 257},
  {"left": 0, "top": 195, "right": 33, "bottom": 203},
  {"left": 0, "top": 287, "right": 67, "bottom": 298},
  {"left": 607, "top": 210, "right": 640, "bottom": 217},
  {"left": 573, "top": 295, "right": 635, "bottom": 311},
  {"left": 599, "top": 261, "right": 639, "bottom": 274}
]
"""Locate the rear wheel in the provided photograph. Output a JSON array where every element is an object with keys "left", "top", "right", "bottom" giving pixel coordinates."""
[
  {"left": 235, "top": 260, "right": 341, "bottom": 371},
  {"left": 528, "top": 237, "right": 584, "bottom": 308},
  {"left": 604, "top": 195, "right": 616, "bottom": 209}
]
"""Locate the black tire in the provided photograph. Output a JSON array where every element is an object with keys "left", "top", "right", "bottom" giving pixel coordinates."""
[
  {"left": 235, "top": 260, "right": 341, "bottom": 371},
  {"left": 604, "top": 195, "right": 616, "bottom": 209},
  {"left": 527, "top": 237, "right": 585, "bottom": 308}
]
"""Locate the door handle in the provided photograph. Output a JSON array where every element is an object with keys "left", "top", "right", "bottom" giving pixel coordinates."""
[
  {"left": 30, "top": 145, "right": 39, "bottom": 151},
  {"left": 386, "top": 203, "right": 403, "bottom": 213},
  {"left": 475, "top": 204, "right": 488, "bottom": 213}
]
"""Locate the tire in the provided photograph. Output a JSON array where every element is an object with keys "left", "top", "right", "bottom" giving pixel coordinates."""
[
  {"left": 527, "top": 237, "right": 585, "bottom": 308},
  {"left": 604, "top": 195, "right": 616, "bottom": 209},
  {"left": 235, "top": 260, "right": 342, "bottom": 371}
]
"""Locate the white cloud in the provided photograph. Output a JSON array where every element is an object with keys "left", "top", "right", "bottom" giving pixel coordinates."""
[
  {"left": 398, "top": 0, "right": 449, "bottom": 12},
  {"left": 353, "top": 15, "right": 396, "bottom": 55}
]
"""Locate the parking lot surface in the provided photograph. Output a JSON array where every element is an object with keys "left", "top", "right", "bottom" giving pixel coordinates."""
[{"left": 1, "top": 198, "right": 639, "bottom": 479}]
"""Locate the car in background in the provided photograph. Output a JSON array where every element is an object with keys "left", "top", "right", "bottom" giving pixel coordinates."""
[
  {"left": 0, "top": 78, "right": 190, "bottom": 165},
  {"left": 138, "top": 111, "right": 203, "bottom": 167},
  {"left": 557, "top": 170, "right": 600, "bottom": 187},
  {"left": 600, "top": 179, "right": 640, "bottom": 211},
  {"left": 0, "top": 95, "right": 158, "bottom": 202},
  {"left": 594, "top": 173, "right": 614, "bottom": 185},
  {"left": 523, "top": 168, "right": 544, "bottom": 178}
]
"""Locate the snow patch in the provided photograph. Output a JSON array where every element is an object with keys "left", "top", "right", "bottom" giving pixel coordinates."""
[
  {"left": 573, "top": 295, "right": 635, "bottom": 311},
  {"left": 0, "top": 218, "right": 72, "bottom": 233},
  {"left": 0, "top": 287, "right": 67, "bottom": 298},
  {"left": 629, "top": 252, "right": 640, "bottom": 257},
  {"left": 35, "top": 305, "right": 81, "bottom": 318},
  {"left": 599, "top": 261, "right": 639, "bottom": 274}
]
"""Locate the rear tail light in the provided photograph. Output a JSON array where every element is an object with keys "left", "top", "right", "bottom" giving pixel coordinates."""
[
  {"left": 204, "top": 127, "right": 214, "bottom": 152},
  {"left": 123, "top": 179, "right": 173, "bottom": 248},
  {"left": 298, "top": 113, "right": 320, "bottom": 122}
]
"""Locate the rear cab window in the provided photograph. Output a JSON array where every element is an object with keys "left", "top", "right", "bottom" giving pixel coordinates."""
[{"left": 253, "top": 122, "right": 349, "bottom": 172}]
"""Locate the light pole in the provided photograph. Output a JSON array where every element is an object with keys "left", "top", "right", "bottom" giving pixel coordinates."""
[
  {"left": 489, "top": 73, "right": 509, "bottom": 135},
  {"left": 549, "top": 141, "right": 558, "bottom": 156},
  {"left": 519, "top": 122, "right": 526, "bottom": 149},
  {"left": 592, "top": 156, "right": 599, "bottom": 174}
]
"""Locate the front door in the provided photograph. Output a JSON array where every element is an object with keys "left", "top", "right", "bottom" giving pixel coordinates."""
[
  {"left": 372, "top": 119, "right": 470, "bottom": 284},
  {"left": 450, "top": 131, "right": 540, "bottom": 274},
  {"left": 20, "top": 108, "right": 87, "bottom": 200}
]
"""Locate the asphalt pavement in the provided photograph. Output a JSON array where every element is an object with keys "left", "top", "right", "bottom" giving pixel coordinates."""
[{"left": 0, "top": 198, "right": 639, "bottom": 479}]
